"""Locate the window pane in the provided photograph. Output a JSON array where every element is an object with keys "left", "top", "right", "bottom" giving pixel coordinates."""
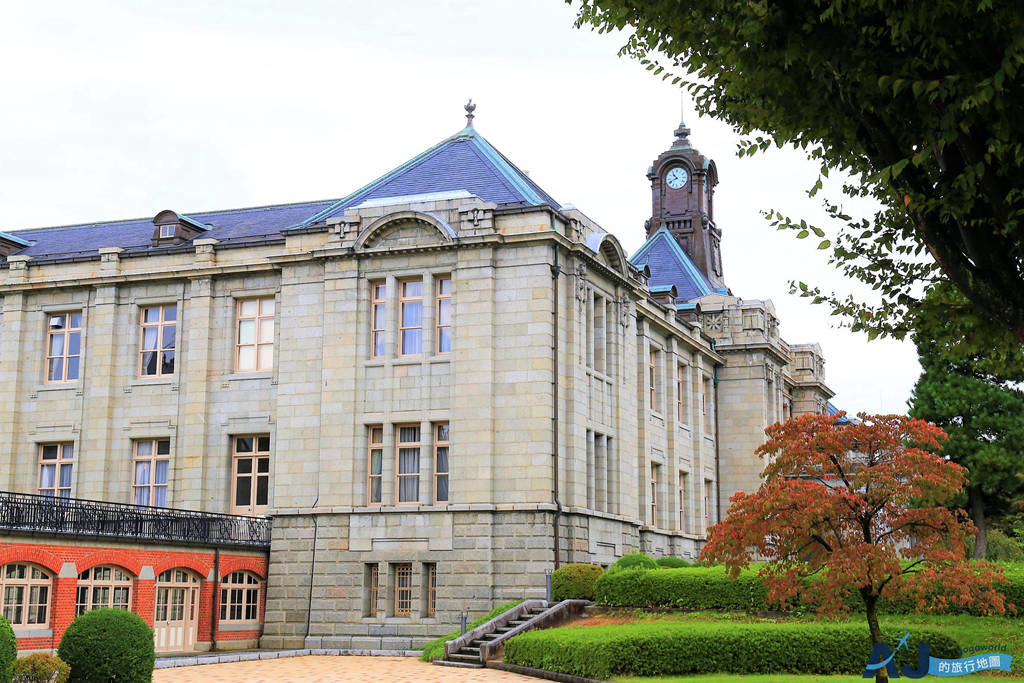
[
  {"left": 370, "top": 450, "right": 382, "bottom": 475},
  {"left": 256, "top": 476, "right": 268, "bottom": 506},
  {"left": 66, "top": 357, "right": 79, "bottom": 380},
  {"left": 399, "top": 426, "right": 420, "bottom": 443},
  {"left": 136, "top": 441, "right": 153, "bottom": 458},
  {"left": 257, "top": 436, "right": 270, "bottom": 452},
  {"left": 69, "top": 313, "right": 82, "bottom": 328},
  {"left": 140, "top": 352, "right": 158, "bottom": 376},
  {"left": 436, "top": 475, "right": 449, "bottom": 502},
  {"left": 373, "top": 305, "right": 385, "bottom": 329},
  {"left": 67, "top": 332, "right": 80, "bottom": 356},
  {"left": 258, "top": 319, "right": 274, "bottom": 344},
  {"left": 154, "top": 486, "right": 167, "bottom": 507},
  {"left": 436, "top": 424, "right": 450, "bottom": 442},
  {"left": 240, "top": 300, "right": 258, "bottom": 317},
  {"left": 257, "top": 344, "right": 273, "bottom": 369},
  {"left": 40, "top": 464, "right": 55, "bottom": 488},
  {"left": 401, "top": 301, "right": 422, "bottom": 328},
  {"left": 155, "top": 460, "right": 169, "bottom": 484},
  {"left": 162, "top": 326, "right": 176, "bottom": 350},
  {"left": 237, "top": 346, "right": 256, "bottom": 370},
  {"left": 134, "top": 461, "right": 150, "bottom": 485},
  {"left": 236, "top": 438, "right": 254, "bottom": 453},
  {"left": 49, "top": 315, "right": 66, "bottom": 329},
  {"left": 62, "top": 444, "right": 74, "bottom": 460},
  {"left": 160, "top": 350, "right": 175, "bottom": 375},
  {"left": 436, "top": 447, "right": 449, "bottom": 473},
  {"left": 133, "top": 487, "right": 149, "bottom": 506},
  {"left": 235, "top": 476, "right": 251, "bottom": 506},
  {"left": 238, "top": 320, "right": 256, "bottom": 344},
  {"left": 438, "top": 328, "right": 452, "bottom": 353},
  {"left": 401, "top": 329, "right": 421, "bottom": 355},
  {"left": 237, "top": 458, "right": 253, "bottom": 474},
  {"left": 260, "top": 298, "right": 275, "bottom": 316},
  {"left": 49, "top": 334, "right": 65, "bottom": 356},
  {"left": 257, "top": 456, "right": 269, "bottom": 473},
  {"left": 164, "top": 305, "right": 177, "bottom": 322},
  {"left": 438, "top": 298, "right": 451, "bottom": 326},
  {"left": 399, "top": 476, "right": 419, "bottom": 503},
  {"left": 438, "top": 278, "right": 452, "bottom": 295},
  {"left": 143, "top": 327, "right": 159, "bottom": 350},
  {"left": 370, "top": 478, "right": 382, "bottom": 503},
  {"left": 41, "top": 445, "right": 58, "bottom": 460},
  {"left": 59, "top": 464, "right": 73, "bottom": 488},
  {"left": 373, "top": 333, "right": 385, "bottom": 358},
  {"left": 47, "top": 358, "right": 63, "bottom": 381},
  {"left": 398, "top": 449, "right": 419, "bottom": 475},
  {"left": 157, "top": 440, "right": 171, "bottom": 456}
]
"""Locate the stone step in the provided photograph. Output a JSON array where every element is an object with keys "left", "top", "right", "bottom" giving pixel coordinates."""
[
  {"left": 447, "top": 652, "right": 482, "bottom": 664},
  {"left": 434, "top": 660, "right": 483, "bottom": 669},
  {"left": 459, "top": 647, "right": 481, "bottom": 656},
  {"left": 482, "top": 632, "right": 502, "bottom": 640}
]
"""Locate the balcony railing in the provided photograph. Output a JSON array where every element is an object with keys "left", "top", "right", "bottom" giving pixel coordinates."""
[{"left": 0, "top": 491, "right": 271, "bottom": 549}]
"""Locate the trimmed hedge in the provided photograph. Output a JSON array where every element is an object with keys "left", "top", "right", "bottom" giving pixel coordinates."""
[
  {"left": 0, "top": 615, "right": 15, "bottom": 683},
  {"left": 596, "top": 567, "right": 767, "bottom": 610},
  {"left": 551, "top": 564, "right": 604, "bottom": 602},
  {"left": 595, "top": 565, "right": 1023, "bottom": 615},
  {"left": 504, "top": 621, "right": 959, "bottom": 679},
  {"left": 13, "top": 653, "right": 71, "bottom": 683},
  {"left": 609, "top": 553, "right": 658, "bottom": 573},
  {"left": 57, "top": 609, "right": 154, "bottom": 683},
  {"left": 655, "top": 557, "right": 692, "bottom": 568},
  {"left": 419, "top": 600, "right": 523, "bottom": 662}
]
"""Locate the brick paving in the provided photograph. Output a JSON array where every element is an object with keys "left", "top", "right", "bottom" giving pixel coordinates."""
[{"left": 153, "top": 655, "right": 536, "bottom": 682}]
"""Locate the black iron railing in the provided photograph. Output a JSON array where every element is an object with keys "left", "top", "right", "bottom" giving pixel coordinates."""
[{"left": 0, "top": 491, "right": 271, "bottom": 548}]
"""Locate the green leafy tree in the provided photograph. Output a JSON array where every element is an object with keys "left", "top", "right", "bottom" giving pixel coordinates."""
[
  {"left": 909, "top": 310, "right": 1024, "bottom": 559},
  {"left": 572, "top": 0, "right": 1024, "bottom": 343}
]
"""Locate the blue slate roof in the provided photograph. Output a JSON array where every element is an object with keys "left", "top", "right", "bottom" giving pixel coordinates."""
[
  {"left": 2, "top": 124, "right": 558, "bottom": 262},
  {"left": 291, "top": 125, "right": 559, "bottom": 229},
  {"left": 629, "top": 227, "right": 712, "bottom": 302}
]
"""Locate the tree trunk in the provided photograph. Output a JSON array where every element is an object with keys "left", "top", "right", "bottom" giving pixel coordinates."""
[
  {"left": 865, "top": 594, "right": 888, "bottom": 683},
  {"left": 969, "top": 485, "right": 987, "bottom": 560}
]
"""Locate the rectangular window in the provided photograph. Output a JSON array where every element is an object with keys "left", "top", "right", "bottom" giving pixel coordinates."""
[
  {"left": 702, "top": 377, "right": 713, "bottom": 433},
  {"left": 132, "top": 439, "right": 170, "bottom": 507},
  {"left": 593, "top": 293, "right": 606, "bottom": 374},
  {"left": 367, "top": 426, "right": 383, "bottom": 505},
  {"left": 394, "top": 563, "right": 412, "bottom": 617},
  {"left": 423, "top": 563, "right": 437, "bottom": 617},
  {"left": 159, "top": 224, "right": 175, "bottom": 238},
  {"left": 396, "top": 425, "right": 420, "bottom": 504},
  {"left": 46, "top": 312, "right": 82, "bottom": 383},
  {"left": 232, "top": 435, "right": 270, "bottom": 516},
  {"left": 678, "top": 471, "right": 687, "bottom": 532},
  {"left": 649, "top": 348, "right": 660, "bottom": 413},
  {"left": 370, "top": 281, "right": 386, "bottom": 358},
  {"left": 399, "top": 279, "right": 423, "bottom": 356},
  {"left": 436, "top": 276, "right": 452, "bottom": 354},
  {"left": 139, "top": 304, "right": 177, "bottom": 377},
  {"left": 235, "top": 298, "right": 274, "bottom": 372},
  {"left": 434, "top": 423, "right": 449, "bottom": 504},
  {"left": 650, "top": 463, "right": 660, "bottom": 527},
  {"left": 676, "top": 363, "right": 688, "bottom": 423},
  {"left": 38, "top": 443, "right": 74, "bottom": 498},
  {"left": 364, "top": 563, "right": 379, "bottom": 617},
  {"left": 705, "top": 480, "right": 714, "bottom": 530}
]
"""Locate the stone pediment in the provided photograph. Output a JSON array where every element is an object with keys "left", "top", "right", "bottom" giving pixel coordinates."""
[{"left": 353, "top": 210, "right": 456, "bottom": 251}]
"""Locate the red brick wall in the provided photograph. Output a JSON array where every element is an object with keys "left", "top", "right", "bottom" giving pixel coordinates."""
[{"left": 0, "top": 539, "right": 268, "bottom": 653}]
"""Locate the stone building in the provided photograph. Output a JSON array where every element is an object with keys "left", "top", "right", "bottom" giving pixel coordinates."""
[{"left": 0, "top": 105, "right": 833, "bottom": 653}]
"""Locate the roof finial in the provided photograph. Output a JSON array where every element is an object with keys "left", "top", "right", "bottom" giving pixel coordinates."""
[
  {"left": 674, "top": 91, "right": 691, "bottom": 141},
  {"left": 464, "top": 98, "right": 476, "bottom": 128}
]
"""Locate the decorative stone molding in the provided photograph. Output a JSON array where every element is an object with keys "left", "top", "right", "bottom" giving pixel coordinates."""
[
  {"left": 194, "top": 238, "right": 219, "bottom": 265},
  {"left": 574, "top": 262, "right": 588, "bottom": 310},
  {"left": 5, "top": 254, "right": 30, "bottom": 283},
  {"left": 98, "top": 247, "right": 124, "bottom": 273},
  {"left": 703, "top": 312, "right": 724, "bottom": 332}
]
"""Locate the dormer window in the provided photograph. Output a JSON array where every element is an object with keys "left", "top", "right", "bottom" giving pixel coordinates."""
[
  {"left": 0, "top": 231, "right": 32, "bottom": 257},
  {"left": 151, "top": 210, "right": 208, "bottom": 246}
]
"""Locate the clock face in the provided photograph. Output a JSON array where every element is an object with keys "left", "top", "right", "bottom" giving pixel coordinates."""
[{"left": 666, "top": 166, "right": 688, "bottom": 189}]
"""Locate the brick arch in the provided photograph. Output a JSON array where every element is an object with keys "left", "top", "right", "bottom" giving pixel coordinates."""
[
  {"left": 151, "top": 559, "right": 209, "bottom": 580},
  {"left": 76, "top": 550, "right": 143, "bottom": 577},
  {"left": 0, "top": 546, "right": 63, "bottom": 575},
  {"left": 219, "top": 556, "right": 268, "bottom": 580}
]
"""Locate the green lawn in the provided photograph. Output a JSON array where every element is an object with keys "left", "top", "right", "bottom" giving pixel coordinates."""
[{"left": 585, "top": 611, "right": 1024, "bottom": 680}]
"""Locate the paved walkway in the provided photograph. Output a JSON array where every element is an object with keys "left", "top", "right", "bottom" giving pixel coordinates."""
[{"left": 153, "top": 655, "right": 536, "bottom": 682}]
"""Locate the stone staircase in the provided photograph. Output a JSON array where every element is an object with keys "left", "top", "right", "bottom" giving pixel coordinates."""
[{"left": 436, "top": 602, "right": 550, "bottom": 669}]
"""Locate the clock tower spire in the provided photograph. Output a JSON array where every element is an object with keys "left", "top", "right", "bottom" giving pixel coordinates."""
[{"left": 645, "top": 111, "right": 725, "bottom": 290}]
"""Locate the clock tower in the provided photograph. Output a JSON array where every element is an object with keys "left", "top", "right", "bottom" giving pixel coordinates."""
[{"left": 645, "top": 116, "right": 725, "bottom": 290}]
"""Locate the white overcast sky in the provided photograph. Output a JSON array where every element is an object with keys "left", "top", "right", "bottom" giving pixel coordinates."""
[{"left": 0, "top": 0, "right": 920, "bottom": 413}]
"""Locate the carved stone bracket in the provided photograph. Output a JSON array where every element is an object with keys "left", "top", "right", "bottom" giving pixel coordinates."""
[
  {"left": 618, "top": 296, "right": 632, "bottom": 327},
  {"left": 574, "top": 262, "right": 588, "bottom": 311}
]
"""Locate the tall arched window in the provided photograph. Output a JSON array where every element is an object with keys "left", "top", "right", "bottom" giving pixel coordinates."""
[
  {"left": 1, "top": 563, "right": 51, "bottom": 628},
  {"left": 219, "top": 571, "right": 261, "bottom": 624},
  {"left": 76, "top": 565, "right": 133, "bottom": 615}
]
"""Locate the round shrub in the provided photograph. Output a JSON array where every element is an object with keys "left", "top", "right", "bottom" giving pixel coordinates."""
[
  {"left": 609, "top": 553, "right": 658, "bottom": 573},
  {"left": 13, "top": 653, "right": 71, "bottom": 683},
  {"left": 0, "top": 614, "right": 15, "bottom": 683},
  {"left": 551, "top": 563, "right": 604, "bottom": 601},
  {"left": 656, "top": 556, "right": 692, "bottom": 569},
  {"left": 57, "top": 609, "right": 154, "bottom": 683}
]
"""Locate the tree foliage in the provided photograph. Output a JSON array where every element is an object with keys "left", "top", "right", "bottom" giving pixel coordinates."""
[
  {"left": 573, "top": 0, "right": 1024, "bottom": 342},
  {"left": 908, "top": 298, "right": 1024, "bottom": 557},
  {"left": 699, "top": 412, "right": 1007, "bottom": 676}
]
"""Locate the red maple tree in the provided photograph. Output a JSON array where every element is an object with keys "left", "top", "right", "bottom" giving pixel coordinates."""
[{"left": 700, "top": 413, "right": 1007, "bottom": 676}]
